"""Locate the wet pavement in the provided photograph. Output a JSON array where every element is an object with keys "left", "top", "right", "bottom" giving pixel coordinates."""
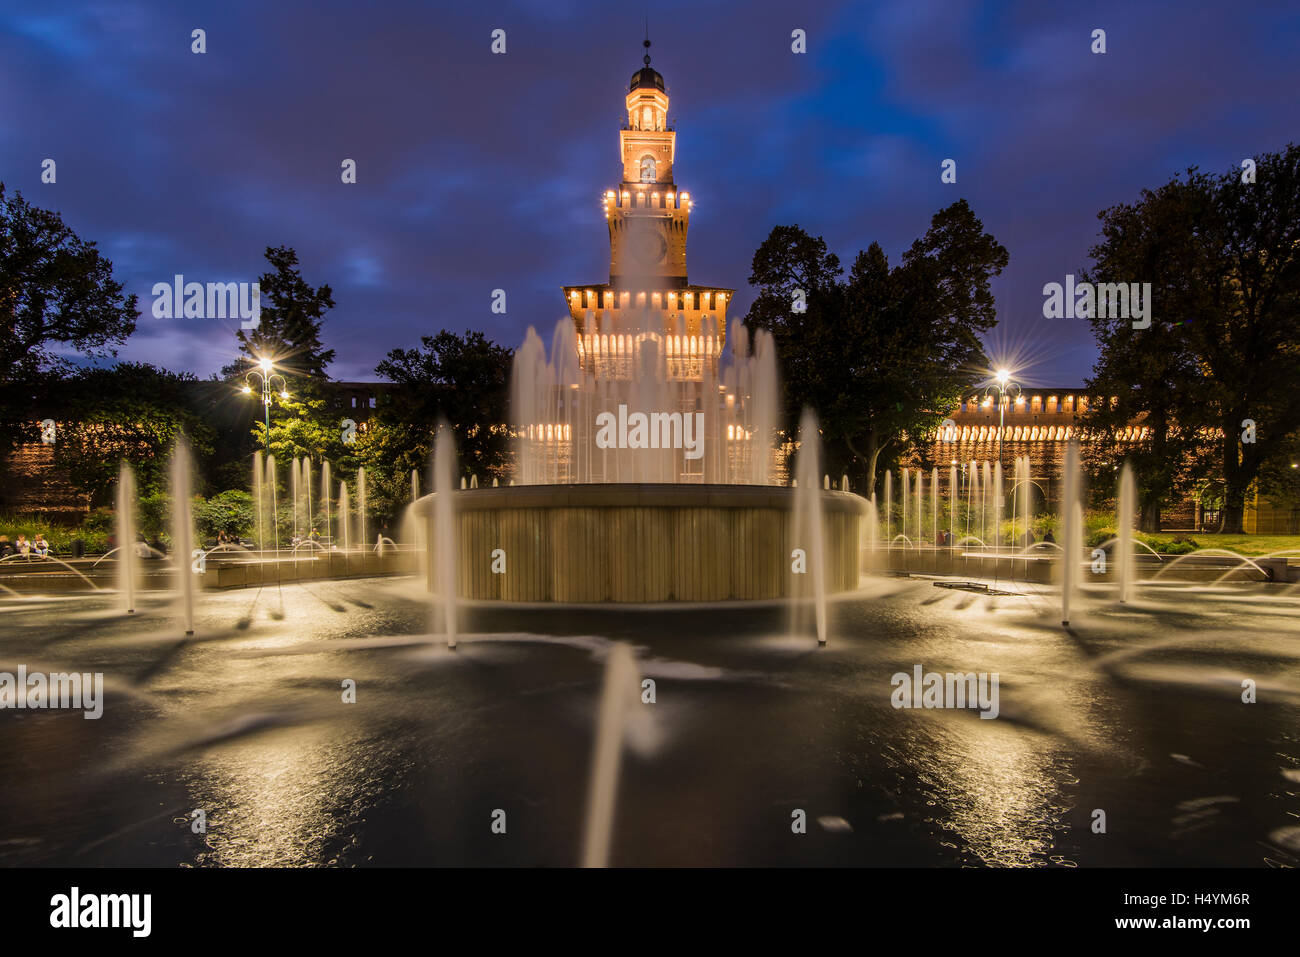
[{"left": 1, "top": 575, "right": 1297, "bottom": 867}]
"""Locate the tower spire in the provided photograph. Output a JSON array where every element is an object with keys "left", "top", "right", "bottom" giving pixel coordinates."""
[{"left": 643, "top": 22, "right": 651, "bottom": 66}]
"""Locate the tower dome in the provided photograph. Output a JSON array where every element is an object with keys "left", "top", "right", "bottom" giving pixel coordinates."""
[{"left": 630, "top": 37, "right": 664, "bottom": 91}]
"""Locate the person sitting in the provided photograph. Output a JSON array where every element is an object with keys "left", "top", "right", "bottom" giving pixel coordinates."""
[
  {"left": 33, "top": 534, "right": 50, "bottom": 557},
  {"left": 308, "top": 528, "right": 321, "bottom": 542},
  {"left": 1042, "top": 529, "right": 1056, "bottom": 544},
  {"left": 15, "top": 534, "right": 30, "bottom": 558},
  {"left": 0, "top": 535, "right": 12, "bottom": 558}
]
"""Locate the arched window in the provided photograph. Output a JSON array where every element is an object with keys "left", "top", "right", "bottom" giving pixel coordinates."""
[{"left": 640, "top": 155, "right": 656, "bottom": 183}]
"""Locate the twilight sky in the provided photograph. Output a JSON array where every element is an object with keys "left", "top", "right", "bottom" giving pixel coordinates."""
[{"left": 2, "top": 0, "right": 1297, "bottom": 388}]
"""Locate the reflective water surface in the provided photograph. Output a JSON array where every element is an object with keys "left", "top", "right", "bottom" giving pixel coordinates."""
[{"left": 1, "top": 575, "right": 1297, "bottom": 867}]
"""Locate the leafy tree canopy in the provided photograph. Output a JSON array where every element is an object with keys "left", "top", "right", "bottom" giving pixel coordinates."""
[
  {"left": 743, "top": 201, "right": 1007, "bottom": 490},
  {"left": 223, "top": 245, "right": 335, "bottom": 387},
  {"left": 372, "top": 329, "right": 514, "bottom": 481}
]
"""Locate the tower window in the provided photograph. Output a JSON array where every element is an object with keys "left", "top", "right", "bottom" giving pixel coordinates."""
[{"left": 640, "top": 155, "right": 656, "bottom": 183}]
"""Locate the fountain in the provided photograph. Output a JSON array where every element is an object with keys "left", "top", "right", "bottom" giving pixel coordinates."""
[
  {"left": 358, "top": 466, "right": 369, "bottom": 551},
  {"left": 901, "top": 467, "right": 909, "bottom": 545},
  {"left": 1060, "top": 442, "right": 1082, "bottom": 627},
  {"left": 303, "top": 458, "right": 313, "bottom": 539},
  {"left": 949, "top": 462, "right": 958, "bottom": 548},
  {"left": 581, "top": 641, "right": 640, "bottom": 867},
  {"left": 1117, "top": 463, "right": 1136, "bottom": 603},
  {"left": 171, "top": 437, "right": 196, "bottom": 636},
  {"left": 914, "top": 468, "right": 923, "bottom": 548},
  {"left": 338, "top": 481, "right": 351, "bottom": 552},
  {"left": 291, "top": 456, "right": 301, "bottom": 541},
  {"left": 863, "top": 494, "right": 879, "bottom": 572},
  {"left": 790, "top": 409, "right": 828, "bottom": 645},
  {"left": 116, "top": 462, "right": 138, "bottom": 614},
  {"left": 253, "top": 451, "right": 265, "bottom": 551},
  {"left": 930, "top": 467, "right": 939, "bottom": 552},
  {"left": 417, "top": 315, "right": 865, "bottom": 604},
  {"left": 884, "top": 469, "right": 893, "bottom": 547},
  {"left": 993, "top": 461, "right": 1004, "bottom": 550},
  {"left": 321, "top": 460, "right": 332, "bottom": 546},
  {"left": 430, "top": 424, "right": 458, "bottom": 648}
]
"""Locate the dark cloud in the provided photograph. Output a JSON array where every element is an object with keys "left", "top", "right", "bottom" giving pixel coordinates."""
[{"left": 1, "top": 0, "right": 1295, "bottom": 385}]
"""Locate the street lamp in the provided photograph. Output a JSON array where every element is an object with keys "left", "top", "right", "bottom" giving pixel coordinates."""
[
  {"left": 242, "top": 357, "right": 289, "bottom": 452},
  {"left": 984, "top": 368, "right": 1021, "bottom": 470}
]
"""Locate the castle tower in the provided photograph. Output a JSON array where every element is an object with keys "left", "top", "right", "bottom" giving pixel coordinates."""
[{"left": 563, "top": 38, "right": 733, "bottom": 379}]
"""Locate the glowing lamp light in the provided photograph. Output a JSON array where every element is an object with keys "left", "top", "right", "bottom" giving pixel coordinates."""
[
  {"left": 279, "top": 390, "right": 289, "bottom": 400},
  {"left": 996, "top": 368, "right": 1010, "bottom": 387},
  {"left": 259, "top": 357, "right": 273, "bottom": 373},
  {"left": 240, "top": 385, "right": 252, "bottom": 394}
]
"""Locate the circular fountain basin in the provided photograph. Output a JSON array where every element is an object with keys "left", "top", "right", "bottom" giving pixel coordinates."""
[{"left": 417, "top": 483, "right": 866, "bottom": 603}]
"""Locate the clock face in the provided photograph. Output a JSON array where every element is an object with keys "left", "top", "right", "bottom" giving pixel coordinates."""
[{"left": 628, "top": 227, "right": 667, "bottom": 266}]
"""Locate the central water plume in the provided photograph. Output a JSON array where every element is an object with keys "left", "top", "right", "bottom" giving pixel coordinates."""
[{"left": 511, "top": 314, "right": 779, "bottom": 485}]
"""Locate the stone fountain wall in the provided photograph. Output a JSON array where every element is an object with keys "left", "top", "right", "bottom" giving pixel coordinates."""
[{"left": 420, "top": 484, "right": 865, "bottom": 603}]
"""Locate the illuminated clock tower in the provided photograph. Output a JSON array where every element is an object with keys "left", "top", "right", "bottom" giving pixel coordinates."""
[{"left": 562, "top": 38, "right": 733, "bottom": 378}]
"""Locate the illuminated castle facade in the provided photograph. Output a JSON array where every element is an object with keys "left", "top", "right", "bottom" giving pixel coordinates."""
[
  {"left": 511, "top": 41, "right": 777, "bottom": 486},
  {"left": 561, "top": 40, "right": 734, "bottom": 380}
]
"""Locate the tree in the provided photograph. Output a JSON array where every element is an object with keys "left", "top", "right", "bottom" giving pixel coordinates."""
[
  {"left": 223, "top": 245, "right": 335, "bottom": 386},
  {"left": 0, "top": 184, "right": 138, "bottom": 463},
  {"left": 259, "top": 390, "right": 359, "bottom": 475},
  {"left": 1080, "top": 174, "right": 1218, "bottom": 530},
  {"left": 1083, "top": 145, "right": 1300, "bottom": 532},
  {"left": 194, "top": 490, "right": 255, "bottom": 541},
  {"left": 49, "top": 363, "right": 215, "bottom": 506},
  {"left": 372, "top": 330, "right": 514, "bottom": 481},
  {"left": 1192, "top": 145, "right": 1300, "bottom": 532},
  {"left": 743, "top": 201, "right": 1007, "bottom": 491}
]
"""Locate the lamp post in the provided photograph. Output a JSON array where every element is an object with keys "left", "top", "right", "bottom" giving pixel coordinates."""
[
  {"left": 241, "top": 357, "right": 288, "bottom": 453},
  {"left": 984, "top": 368, "right": 1021, "bottom": 471}
]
